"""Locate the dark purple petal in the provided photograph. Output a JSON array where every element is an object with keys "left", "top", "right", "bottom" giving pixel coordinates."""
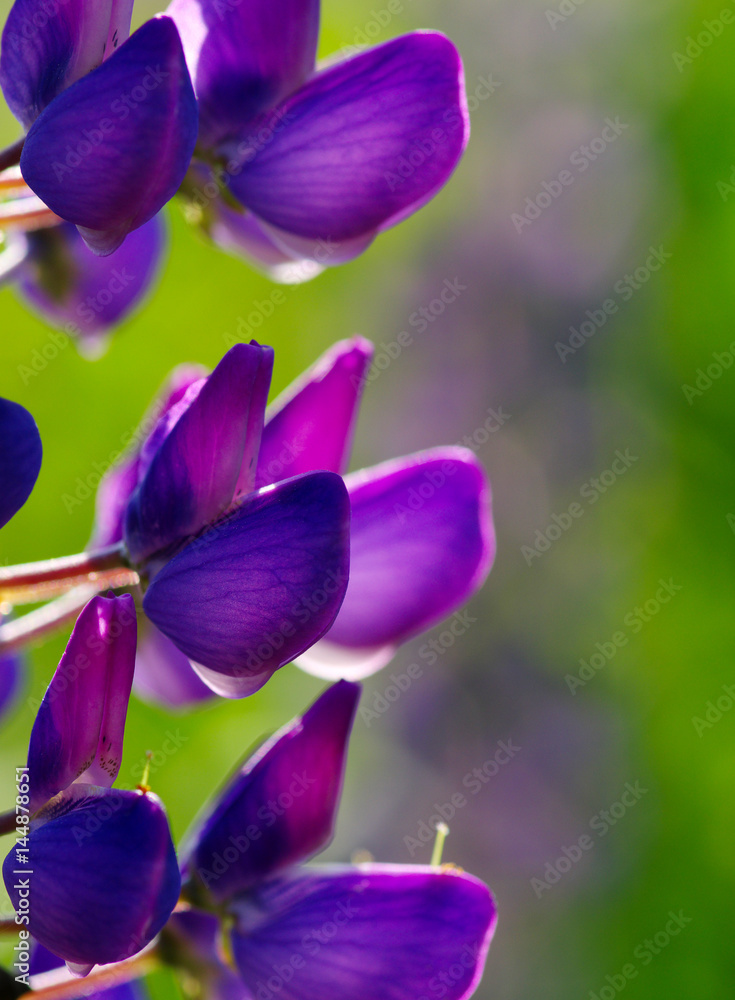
[
  {"left": 227, "top": 33, "right": 468, "bottom": 242},
  {"left": 0, "top": 0, "right": 134, "bottom": 129},
  {"left": 231, "top": 865, "right": 496, "bottom": 1000},
  {"left": 300, "top": 449, "right": 493, "bottom": 680},
  {"left": 27, "top": 594, "right": 136, "bottom": 812},
  {"left": 20, "top": 17, "right": 198, "bottom": 255},
  {"left": 167, "top": 0, "right": 319, "bottom": 148},
  {"left": 125, "top": 343, "right": 273, "bottom": 566},
  {"left": 17, "top": 216, "right": 165, "bottom": 355},
  {"left": 256, "top": 338, "right": 372, "bottom": 488},
  {"left": 4, "top": 787, "right": 180, "bottom": 969},
  {"left": 142, "top": 472, "right": 350, "bottom": 698},
  {"left": 31, "top": 942, "right": 150, "bottom": 1000},
  {"left": 0, "top": 641, "right": 23, "bottom": 725},
  {"left": 0, "top": 396, "right": 42, "bottom": 529},
  {"left": 134, "top": 623, "right": 215, "bottom": 708},
  {"left": 183, "top": 681, "right": 358, "bottom": 901},
  {"left": 89, "top": 363, "right": 207, "bottom": 549}
]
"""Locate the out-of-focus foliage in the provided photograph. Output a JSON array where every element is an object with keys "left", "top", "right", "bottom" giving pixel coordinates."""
[{"left": 1, "top": 1, "right": 733, "bottom": 998}]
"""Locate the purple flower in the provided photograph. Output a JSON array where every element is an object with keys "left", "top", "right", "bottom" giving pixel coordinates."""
[
  {"left": 167, "top": 0, "right": 469, "bottom": 277},
  {"left": 174, "top": 681, "right": 496, "bottom": 1000},
  {"left": 259, "top": 338, "right": 495, "bottom": 680},
  {"left": 0, "top": 1, "right": 198, "bottom": 254},
  {"left": 2, "top": 594, "right": 181, "bottom": 974},
  {"left": 0, "top": 624, "right": 23, "bottom": 724},
  {"left": 10, "top": 214, "right": 165, "bottom": 355},
  {"left": 91, "top": 343, "right": 350, "bottom": 699},
  {"left": 0, "top": 394, "right": 42, "bottom": 529}
]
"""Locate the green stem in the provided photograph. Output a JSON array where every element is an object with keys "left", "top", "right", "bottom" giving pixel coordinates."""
[
  {"left": 0, "top": 544, "right": 134, "bottom": 605},
  {"left": 0, "top": 583, "right": 109, "bottom": 653},
  {"left": 29, "top": 949, "right": 160, "bottom": 999}
]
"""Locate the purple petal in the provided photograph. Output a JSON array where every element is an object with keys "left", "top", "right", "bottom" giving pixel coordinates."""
[
  {"left": 0, "top": 0, "right": 134, "bottom": 129},
  {"left": 209, "top": 201, "right": 325, "bottom": 284},
  {"left": 134, "top": 623, "right": 215, "bottom": 708},
  {"left": 183, "top": 681, "right": 358, "bottom": 901},
  {"left": 142, "top": 471, "right": 350, "bottom": 698},
  {"left": 167, "top": 0, "right": 319, "bottom": 148},
  {"left": 0, "top": 639, "right": 23, "bottom": 725},
  {"left": 231, "top": 865, "right": 496, "bottom": 1000},
  {"left": 256, "top": 338, "right": 372, "bottom": 488},
  {"left": 227, "top": 33, "right": 468, "bottom": 242},
  {"left": 124, "top": 343, "right": 273, "bottom": 566},
  {"left": 300, "top": 449, "right": 493, "bottom": 680},
  {"left": 17, "top": 216, "right": 165, "bottom": 354},
  {"left": 4, "top": 787, "right": 180, "bottom": 969},
  {"left": 89, "top": 363, "right": 207, "bottom": 549},
  {"left": 0, "top": 396, "right": 42, "bottom": 529},
  {"left": 165, "top": 911, "right": 246, "bottom": 1000},
  {"left": 20, "top": 16, "right": 198, "bottom": 255},
  {"left": 27, "top": 594, "right": 136, "bottom": 812},
  {"left": 31, "top": 942, "right": 150, "bottom": 1000}
]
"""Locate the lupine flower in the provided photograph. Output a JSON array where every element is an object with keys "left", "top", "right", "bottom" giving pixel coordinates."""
[
  {"left": 0, "top": 1, "right": 198, "bottom": 254},
  {"left": 2, "top": 594, "right": 181, "bottom": 975},
  {"left": 6, "top": 214, "right": 165, "bottom": 356},
  {"left": 31, "top": 943, "right": 148, "bottom": 1000},
  {"left": 90, "top": 338, "right": 492, "bottom": 706},
  {"left": 0, "top": 625, "right": 22, "bottom": 724},
  {"left": 170, "top": 681, "right": 496, "bottom": 1000},
  {"left": 168, "top": 0, "right": 470, "bottom": 279},
  {"left": 90, "top": 342, "right": 350, "bottom": 699},
  {"left": 0, "top": 394, "right": 42, "bottom": 528}
]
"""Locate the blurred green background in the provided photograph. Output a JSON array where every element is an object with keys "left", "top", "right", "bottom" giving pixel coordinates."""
[{"left": 1, "top": 0, "right": 734, "bottom": 997}]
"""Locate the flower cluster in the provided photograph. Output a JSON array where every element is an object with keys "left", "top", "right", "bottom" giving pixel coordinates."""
[
  {"left": 0, "top": 3, "right": 500, "bottom": 999},
  {"left": 0, "top": 0, "right": 469, "bottom": 351}
]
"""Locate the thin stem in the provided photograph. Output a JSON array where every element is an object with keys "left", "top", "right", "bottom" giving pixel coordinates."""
[
  {"left": 0, "top": 544, "right": 130, "bottom": 603},
  {"left": 431, "top": 822, "right": 450, "bottom": 866},
  {"left": 0, "top": 193, "right": 60, "bottom": 231},
  {"left": 0, "top": 166, "right": 26, "bottom": 193},
  {"left": 0, "top": 137, "right": 24, "bottom": 173},
  {"left": 0, "top": 918, "right": 18, "bottom": 935},
  {"left": 30, "top": 950, "right": 160, "bottom": 999},
  {"left": 0, "top": 583, "right": 107, "bottom": 654},
  {"left": 0, "top": 809, "right": 17, "bottom": 836}
]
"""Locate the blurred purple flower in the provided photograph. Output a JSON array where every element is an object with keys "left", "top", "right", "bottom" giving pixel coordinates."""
[
  {"left": 0, "top": 2, "right": 198, "bottom": 254},
  {"left": 2, "top": 594, "right": 180, "bottom": 974},
  {"left": 10, "top": 215, "right": 165, "bottom": 356},
  {"left": 167, "top": 0, "right": 469, "bottom": 278},
  {"left": 0, "top": 630, "right": 23, "bottom": 724},
  {"left": 174, "top": 681, "right": 496, "bottom": 1000},
  {"left": 0, "top": 394, "right": 42, "bottom": 529}
]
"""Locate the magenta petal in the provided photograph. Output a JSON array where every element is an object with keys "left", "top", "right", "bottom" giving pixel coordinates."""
[
  {"left": 142, "top": 472, "right": 350, "bottom": 698},
  {"left": 167, "top": 0, "right": 319, "bottom": 148},
  {"left": 183, "top": 681, "right": 359, "bottom": 901},
  {"left": 20, "top": 16, "right": 198, "bottom": 255},
  {"left": 227, "top": 33, "right": 469, "bottom": 241},
  {"left": 256, "top": 337, "right": 373, "bottom": 488},
  {"left": 4, "top": 787, "right": 180, "bottom": 969},
  {"left": 17, "top": 215, "right": 165, "bottom": 354},
  {"left": 0, "top": 0, "right": 134, "bottom": 129},
  {"left": 134, "top": 623, "right": 215, "bottom": 708},
  {"left": 302, "top": 450, "right": 494, "bottom": 678},
  {"left": 231, "top": 865, "right": 496, "bottom": 1000},
  {"left": 27, "top": 594, "right": 136, "bottom": 812},
  {"left": 124, "top": 344, "right": 273, "bottom": 566},
  {"left": 89, "top": 363, "right": 207, "bottom": 549}
]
